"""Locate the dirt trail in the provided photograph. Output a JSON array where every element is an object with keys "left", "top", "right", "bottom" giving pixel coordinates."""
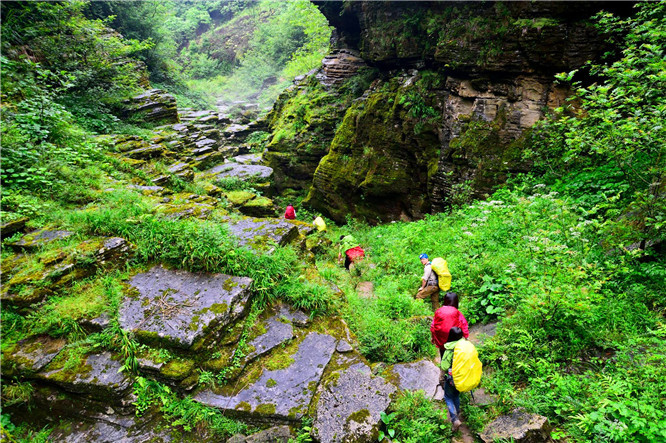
[
  {"left": 453, "top": 423, "right": 475, "bottom": 443},
  {"left": 355, "top": 281, "right": 375, "bottom": 299}
]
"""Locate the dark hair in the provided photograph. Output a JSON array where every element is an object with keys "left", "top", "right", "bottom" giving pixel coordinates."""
[
  {"left": 442, "top": 292, "right": 459, "bottom": 309},
  {"left": 447, "top": 327, "right": 464, "bottom": 342}
]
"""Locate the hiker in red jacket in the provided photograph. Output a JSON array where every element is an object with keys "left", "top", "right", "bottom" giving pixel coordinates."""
[
  {"left": 284, "top": 204, "right": 296, "bottom": 220},
  {"left": 431, "top": 292, "right": 469, "bottom": 358}
]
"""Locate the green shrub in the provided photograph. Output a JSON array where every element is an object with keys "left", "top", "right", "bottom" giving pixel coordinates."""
[{"left": 382, "top": 391, "right": 452, "bottom": 443}]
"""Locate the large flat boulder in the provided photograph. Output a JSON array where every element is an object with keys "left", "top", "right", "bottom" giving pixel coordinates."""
[
  {"left": 2, "top": 237, "right": 133, "bottom": 307},
  {"left": 224, "top": 217, "right": 300, "bottom": 249},
  {"left": 388, "top": 359, "right": 444, "bottom": 401},
  {"left": 245, "top": 311, "right": 295, "bottom": 363},
  {"left": 194, "top": 332, "right": 337, "bottom": 421},
  {"left": 207, "top": 163, "right": 273, "bottom": 181},
  {"left": 48, "top": 411, "right": 193, "bottom": 443},
  {"left": 1, "top": 335, "right": 66, "bottom": 376},
  {"left": 119, "top": 265, "right": 253, "bottom": 350},
  {"left": 480, "top": 409, "right": 550, "bottom": 443},
  {"left": 232, "top": 154, "right": 263, "bottom": 165},
  {"left": 8, "top": 229, "right": 74, "bottom": 251},
  {"left": 38, "top": 352, "right": 132, "bottom": 399},
  {"left": 312, "top": 355, "right": 396, "bottom": 443}
]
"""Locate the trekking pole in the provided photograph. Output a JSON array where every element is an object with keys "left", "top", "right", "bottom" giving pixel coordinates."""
[{"left": 432, "top": 383, "right": 441, "bottom": 400}]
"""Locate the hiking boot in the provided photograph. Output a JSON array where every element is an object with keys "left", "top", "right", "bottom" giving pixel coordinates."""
[{"left": 452, "top": 419, "right": 462, "bottom": 431}]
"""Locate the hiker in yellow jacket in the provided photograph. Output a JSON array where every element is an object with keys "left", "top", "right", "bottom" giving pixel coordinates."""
[{"left": 440, "top": 327, "right": 464, "bottom": 430}]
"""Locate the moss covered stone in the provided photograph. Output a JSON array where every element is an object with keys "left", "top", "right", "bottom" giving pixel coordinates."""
[
  {"left": 160, "top": 359, "right": 195, "bottom": 380},
  {"left": 304, "top": 76, "right": 440, "bottom": 223}
]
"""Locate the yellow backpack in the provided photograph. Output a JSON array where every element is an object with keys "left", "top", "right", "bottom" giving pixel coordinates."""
[
  {"left": 452, "top": 339, "right": 482, "bottom": 392},
  {"left": 431, "top": 257, "right": 452, "bottom": 291},
  {"left": 313, "top": 216, "right": 327, "bottom": 232}
]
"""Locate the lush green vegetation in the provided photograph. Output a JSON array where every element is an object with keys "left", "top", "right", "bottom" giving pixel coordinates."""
[
  {"left": 177, "top": 1, "right": 331, "bottom": 107},
  {"left": 1, "top": 1, "right": 664, "bottom": 442}
]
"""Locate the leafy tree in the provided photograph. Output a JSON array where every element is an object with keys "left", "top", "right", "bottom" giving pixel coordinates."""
[
  {"left": 84, "top": 1, "right": 178, "bottom": 82},
  {"left": 528, "top": 2, "right": 666, "bottom": 247},
  {"left": 0, "top": 1, "right": 149, "bottom": 194}
]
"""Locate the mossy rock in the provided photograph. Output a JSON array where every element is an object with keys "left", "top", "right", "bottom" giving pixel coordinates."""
[
  {"left": 194, "top": 332, "right": 337, "bottom": 421},
  {"left": 160, "top": 359, "right": 195, "bottom": 380},
  {"left": 225, "top": 190, "right": 256, "bottom": 206},
  {"left": 238, "top": 196, "right": 275, "bottom": 218}
]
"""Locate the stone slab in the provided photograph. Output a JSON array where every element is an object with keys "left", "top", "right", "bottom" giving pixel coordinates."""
[
  {"left": 313, "top": 358, "right": 396, "bottom": 443},
  {"left": 1, "top": 335, "right": 66, "bottom": 375},
  {"left": 232, "top": 154, "right": 263, "bottom": 165},
  {"left": 207, "top": 163, "right": 273, "bottom": 181},
  {"left": 390, "top": 359, "right": 443, "bottom": 401},
  {"left": 224, "top": 217, "right": 300, "bottom": 249},
  {"left": 468, "top": 321, "right": 498, "bottom": 345},
  {"left": 276, "top": 304, "right": 310, "bottom": 327},
  {"left": 480, "top": 409, "right": 550, "bottom": 443},
  {"left": 119, "top": 265, "right": 253, "bottom": 350},
  {"left": 245, "top": 314, "right": 295, "bottom": 363},
  {"left": 1, "top": 217, "right": 28, "bottom": 239},
  {"left": 9, "top": 229, "right": 74, "bottom": 250},
  {"left": 124, "top": 145, "right": 164, "bottom": 160},
  {"left": 194, "top": 332, "right": 337, "bottom": 421},
  {"left": 39, "top": 352, "right": 132, "bottom": 398}
]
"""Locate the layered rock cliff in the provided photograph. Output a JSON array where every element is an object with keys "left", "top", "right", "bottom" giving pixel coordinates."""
[{"left": 266, "top": 1, "right": 633, "bottom": 223}]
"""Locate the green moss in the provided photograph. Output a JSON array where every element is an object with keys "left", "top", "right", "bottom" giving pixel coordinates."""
[
  {"left": 43, "top": 348, "right": 93, "bottom": 383},
  {"left": 223, "top": 278, "right": 238, "bottom": 292},
  {"left": 265, "top": 347, "right": 296, "bottom": 371},
  {"left": 225, "top": 190, "right": 256, "bottom": 206},
  {"left": 236, "top": 401, "right": 251, "bottom": 412},
  {"left": 266, "top": 378, "right": 277, "bottom": 387},
  {"left": 255, "top": 403, "right": 276, "bottom": 415},
  {"left": 160, "top": 358, "right": 195, "bottom": 380},
  {"left": 347, "top": 408, "right": 371, "bottom": 424},
  {"left": 209, "top": 303, "right": 229, "bottom": 314}
]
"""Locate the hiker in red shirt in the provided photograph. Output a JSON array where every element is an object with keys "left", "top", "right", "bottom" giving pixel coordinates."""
[
  {"left": 431, "top": 292, "right": 469, "bottom": 357},
  {"left": 284, "top": 204, "right": 296, "bottom": 220}
]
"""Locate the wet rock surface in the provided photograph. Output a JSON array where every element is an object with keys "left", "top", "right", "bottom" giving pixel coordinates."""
[
  {"left": 480, "top": 409, "right": 550, "bottom": 443},
  {"left": 224, "top": 216, "right": 300, "bottom": 249},
  {"left": 245, "top": 313, "right": 295, "bottom": 363},
  {"left": 228, "top": 425, "right": 293, "bottom": 443},
  {"left": 8, "top": 229, "right": 74, "bottom": 250},
  {"left": 124, "top": 89, "right": 178, "bottom": 124},
  {"left": 389, "top": 359, "right": 444, "bottom": 401},
  {"left": 313, "top": 356, "right": 396, "bottom": 443},
  {"left": 194, "top": 332, "right": 337, "bottom": 421},
  {"left": 1, "top": 336, "right": 66, "bottom": 375},
  {"left": 49, "top": 412, "right": 188, "bottom": 443},
  {"left": 317, "top": 49, "right": 366, "bottom": 86},
  {"left": 468, "top": 321, "right": 499, "bottom": 345},
  {"left": 1, "top": 216, "right": 28, "bottom": 239},
  {"left": 119, "top": 265, "right": 253, "bottom": 350},
  {"left": 38, "top": 352, "right": 132, "bottom": 398},
  {"left": 232, "top": 154, "right": 263, "bottom": 165},
  {"left": 207, "top": 163, "right": 273, "bottom": 181}
]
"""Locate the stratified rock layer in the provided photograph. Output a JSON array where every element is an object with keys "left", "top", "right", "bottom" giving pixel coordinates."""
[
  {"left": 38, "top": 352, "right": 132, "bottom": 398},
  {"left": 194, "top": 333, "right": 337, "bottom": 421},
  {"left": 313, "top": 355, "right": 396, "bottom": 443},
  {"left": 119, "top": 265, "right": 253, "bottom": 350}
]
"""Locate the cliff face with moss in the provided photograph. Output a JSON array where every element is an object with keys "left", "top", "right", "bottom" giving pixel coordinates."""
[{"left": 266, "top": 1, "right": 631, "bottom": 223}]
